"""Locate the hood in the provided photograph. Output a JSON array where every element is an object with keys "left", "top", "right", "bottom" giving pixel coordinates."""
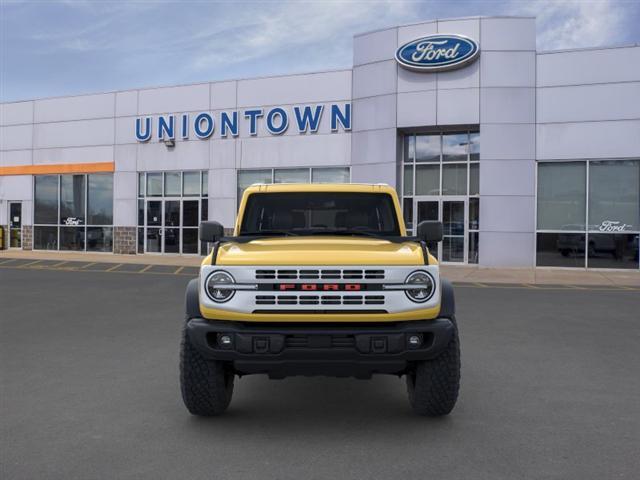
[{"left": 213, "top": 237, "right": 427, "bottom": 266}]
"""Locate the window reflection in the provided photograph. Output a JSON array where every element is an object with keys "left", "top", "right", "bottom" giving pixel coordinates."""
[
  {"left": 415, "top": 135, "right": 440, "bottom": 162},
  {"left": 34, "top": 176, "right": 58, "bottom": 225},
  {"left": 34, "top": 173, "right": 114, "bottom": 252},
  {"left": 536, "top": 159, "right": 639, "bottom": 269},
  {"left": 442, "top": 133, "right": 468, "bottom": 162},
  {"left": 537, "top": 233, "right": 585, "bottom": 267}
]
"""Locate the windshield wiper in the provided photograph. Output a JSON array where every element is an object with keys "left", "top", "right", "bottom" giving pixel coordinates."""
[
  {"left": 239, "top": 230, "right": 299, "bottom": 237},
  {"left": 306, "top": 229, "right": 389, "bottom": 239}
]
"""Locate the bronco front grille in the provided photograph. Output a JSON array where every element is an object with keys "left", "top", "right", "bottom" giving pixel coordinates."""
[
  {"left": 255, "top": 294, "right": 385, "bottom": 306},
  {"left": 255, "top": 269, "right": 385, "bottom": 280}
]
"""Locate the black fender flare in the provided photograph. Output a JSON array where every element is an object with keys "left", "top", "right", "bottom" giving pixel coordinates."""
[
  {"left": 439, "top": 278, "right": 455, "bottom": 319},
  {"left": 185, "top": 278, "right": 200, "bottom": 319}
]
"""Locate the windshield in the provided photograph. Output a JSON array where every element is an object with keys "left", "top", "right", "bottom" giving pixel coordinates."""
[{"left": 239, "top": 192, "right": 401, "bottom": 237}]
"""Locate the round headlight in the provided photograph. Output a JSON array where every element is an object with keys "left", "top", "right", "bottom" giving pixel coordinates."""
[
  {"left": 206, "top": 271, "right": 235, "bottom": 303},
  {"left": 405, "top": 271, "right": 435, "bottom": 303}
]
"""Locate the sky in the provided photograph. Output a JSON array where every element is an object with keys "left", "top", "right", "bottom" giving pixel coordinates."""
[{"left": 1, "top": 0, "right": 639, "bottom": 102}]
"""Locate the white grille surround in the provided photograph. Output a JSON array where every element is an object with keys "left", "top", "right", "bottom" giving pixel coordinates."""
[{"left": 199, "top": 265, "right": 441, "bottom": 315}]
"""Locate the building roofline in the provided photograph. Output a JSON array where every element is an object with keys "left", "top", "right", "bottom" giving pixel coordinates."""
[{"left": 537, "top": 43, "right": 640, "bottom": 55}]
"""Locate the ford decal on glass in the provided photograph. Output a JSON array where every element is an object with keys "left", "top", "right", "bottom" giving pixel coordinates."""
[{"left": 395, "top": 34, "right": 480, "bottom": 72}]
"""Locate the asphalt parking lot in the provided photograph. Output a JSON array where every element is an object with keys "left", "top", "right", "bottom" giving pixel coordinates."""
[{"left": 1, "top": 265, "right": 639, "bottom": 480}]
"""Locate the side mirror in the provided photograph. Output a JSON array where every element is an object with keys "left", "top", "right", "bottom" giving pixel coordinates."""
[
  {"left": 417, "top": 220, "right": 443, "bottom": 243},
  {"left": 199, "top": 221, "right": 225, "bottom": 243}
]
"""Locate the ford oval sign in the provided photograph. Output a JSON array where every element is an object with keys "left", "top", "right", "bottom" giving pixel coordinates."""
[{"left": 395, "top": 34, "right": 480, "bottom": 72}]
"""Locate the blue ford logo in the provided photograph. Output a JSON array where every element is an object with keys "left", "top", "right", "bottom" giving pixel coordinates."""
[{"left": 395, "top": 34, "right": 480, "bottom": 72}]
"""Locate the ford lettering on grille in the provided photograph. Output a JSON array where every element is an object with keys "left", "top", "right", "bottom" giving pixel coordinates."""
[{"left": 278, "top": 283, "right": 362, "bottom": 291}]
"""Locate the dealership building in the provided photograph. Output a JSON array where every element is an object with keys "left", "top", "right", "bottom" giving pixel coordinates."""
[{"left": 1, "top": 16, "right": 639, "bottom": 269}]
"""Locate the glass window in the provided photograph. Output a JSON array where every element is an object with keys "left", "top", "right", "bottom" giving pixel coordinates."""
[
  {"left": 59, "top": 175, "right": 86, "bottom": 225},
  {"left": 311, "top": 167, "right": 349, "bottom": 183},
  {"left": 442, "top": 237, "right": 464, "bottom": 262},
  {"left": 33, "top": 226, "right": 58, "bottom": 250},
  {"left": 182, "top": 229, "right": 199, "bottom": 254},
  {"left": 60, "top": 227, "right": 85, "bottom": 251},
  {"left": 87, "top": 174, "right": 113, "bottom": 225},
  {"left": 404, "top": 135, "right": 415, "bottom": 163},
  {"left": 275, "top": 168, "right": 309, "bottom": 183},
  {"left": 138, "top": 173, "right": 145, "bottom": 197},
  {"left": 34, "top": 175, "right": 59, "bottom": 225},
  {"left": 202, "top": 171, "right": 208, "bottom": 197},
  {"left": 164, "top": 227, "right": 180, "bottom": 253},
  {"left": 415, "top": 135, "right": 440, "bottom": 162},
  {"left": 537, "top": 162, "right": 586, "bottom": 231},
  {"left": 537, "top": 232, "right": 585, "bottom": 267},
  {"left": 86, "top": 227, "right": 113, "bottom": 252},
  {"left": 137, "top": 227, "right": 144, "bottom": 253},
  {"left": 403, "top": 164, "right": 413, "bottom": 196},
  {"left": 164, "top": 172, "right": 181, "bottom": 196},
  {"left": 587, "top": 234, "right": 639, "bottom": 269},
  {"left": 183, "top": 172, "right": 201, "bottom": 196},
  {"left": 469, "top": 163, "right": 479, "bottom": 195},
  {"left": 442, "top": 133, "right": 468, "bottom": 162},
  {"left": 403, "top": 198, "right": 413, "bottom": 231},
  {"left": 240, "top": 192, "right": 400, "bottom": 236},
  {"left": 146, "top": 173, "right": 162, "bottom": 197},
  {"left": 469, "top": 133, "right": 480, "bottom": 161},
  {"left": 469, "top": 197, "right": 479, "bottom": 230},
  {"left": 238, "top": 169, "right": 272, "bottom": 205},
  {"left": 442, "top": 164, "right": 467, "bottom": 195},
  {"left": 183, "top": 200, "right": 199, "bottom": 227},
  {"left": 416, "top": 164, "right": 439, "bottom": 195},
  {"left": 201, "top": 199, "right": 208, "bottom": 221},
  {"left": 588, "top": 160, "right": 639, "bottom": 232},
  {"left": 138, "top": 199, "right": 144, "bottom": 226},
  {"left": 164, "top": 200, "right": 180, "bottom": 227},
  {"left": 468, "top": 232, "right": 479, "bottom": 264}
]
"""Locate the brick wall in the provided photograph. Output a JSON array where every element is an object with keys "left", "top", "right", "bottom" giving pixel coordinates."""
[
  {"left": 22, "top": 225, "right": 33, "bottom": 250},
  {"left": 114, "top": 226, "right": 137, "bottom": 255}
]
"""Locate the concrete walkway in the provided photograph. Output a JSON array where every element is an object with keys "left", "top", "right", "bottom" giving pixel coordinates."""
[{"left": 1, "top": 249, "right": 639, "bottom": 287}]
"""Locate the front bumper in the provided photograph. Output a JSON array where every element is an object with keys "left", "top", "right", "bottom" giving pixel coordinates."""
[{"left": 186, "top": 317, "right": 455, "bottom": 378}]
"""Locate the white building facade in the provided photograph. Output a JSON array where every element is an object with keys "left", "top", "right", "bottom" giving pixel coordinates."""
[{"left": 1, "top": 16, "right": 639, "bottom": 269}]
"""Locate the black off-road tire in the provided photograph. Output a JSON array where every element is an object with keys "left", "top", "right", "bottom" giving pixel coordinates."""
[
  {"left": 180, "top": 321, "right": 234, "bottom": 416},
  {"left": 406, "top": 317, "right": 460, "bottom": 416}
]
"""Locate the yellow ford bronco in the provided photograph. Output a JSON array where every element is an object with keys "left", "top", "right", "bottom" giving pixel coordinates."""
[{"left": 180, "top": 183, "right": 460, "bottom": 416}]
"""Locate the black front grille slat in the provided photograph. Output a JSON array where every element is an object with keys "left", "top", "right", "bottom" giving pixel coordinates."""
[
  {"left": 255, "top": 269, "right": 386, "bottom": 280},
  {"left": 256, "top": 270, "right": 276, "bottom": 279},
  {"left": 256, "top": 294, "right": 384, "bottom": 306},
  {"left": 284, "top": 334, "right": 356, "bottom": 348},
  {"left": 364, "top": 295, "right": 384, "bottom": 305},
  {"left": 255, "top": 295, "right": 276, "bottom": 305}
]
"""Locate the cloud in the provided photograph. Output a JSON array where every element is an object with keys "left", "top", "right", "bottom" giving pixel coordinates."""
[
  {"left": 508, "top": 0, "right": 629, "bottom": 50},
  {"left": 188, "top": 0, "right": 419, "bottom": 72}
]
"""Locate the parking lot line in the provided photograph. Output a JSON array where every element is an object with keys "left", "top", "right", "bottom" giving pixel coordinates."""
[
  {"left": 174, "top": 266, "right": 185, "bottom": 274},
  {"left": 51, "top": 261, "right": 68, "bottom": 268},
  {"left": 19, "top": 259, "right": 43, "bottom": 268},
  {"left": 138, "top": 264, "right": 153, "bottom": 273},
  {"left": 106, "top": 263, "right": 123, "bottom": 272}
]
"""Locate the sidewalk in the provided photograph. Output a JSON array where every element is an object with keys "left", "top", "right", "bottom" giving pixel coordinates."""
[{"left": 1, "top": 249, "right": 639, "bottom": 287}]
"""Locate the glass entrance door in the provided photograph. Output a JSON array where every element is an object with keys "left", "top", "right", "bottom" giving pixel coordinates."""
[
  {"left": 146, "top": 200, "right": 162, "bottom": 253},
  {"left": 414, "top": 198, "right": 468, "bottom": 263},
  {"left": 9, "top": 202, "right": 22, "bottom": 248},
  {"left": 144, "top": 198, "right": 201, "bottom": 254},
  {"left": 442, "top": 200, "right": 465, "bottom": 262},
  {"left": 163, "top": 200, "right": 180, "bottom": 253}
]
